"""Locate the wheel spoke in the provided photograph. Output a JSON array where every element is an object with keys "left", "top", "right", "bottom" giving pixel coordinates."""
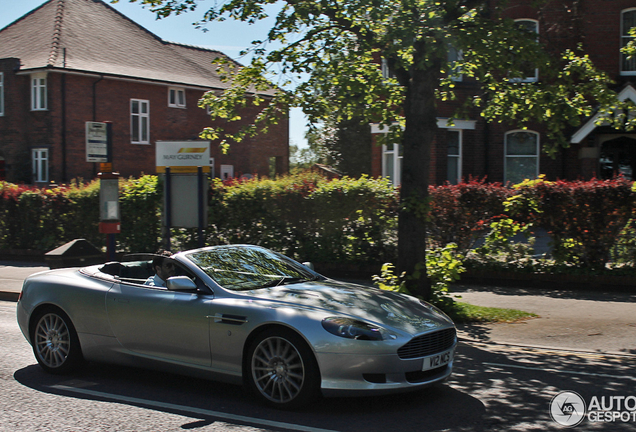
[
  {"left": 35, "top": 313, "right": 71, "bottom": 369},
  {"left": 251, "top": 336, "right": 306, "bottom": 404}
]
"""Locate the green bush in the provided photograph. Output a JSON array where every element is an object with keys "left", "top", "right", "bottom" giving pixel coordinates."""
[
  {"left": 208, "top": 173, "right": 398, "bottom": 265},
  {"left": 119, "top": 176, "right": 162, "bottom": 253},
  {"left": 428, "top": 179, "right": 511, "bottom": 252},
  {"left": 508, "top": 176, "right": 635, "bottom": 270},
  {"left": 2, "top": 174, "right": 636, "bottom": 277}
]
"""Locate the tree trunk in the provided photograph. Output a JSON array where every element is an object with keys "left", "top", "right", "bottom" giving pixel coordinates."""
[{"left": 397, "top": 53, "right": 441, "bottom": 300}]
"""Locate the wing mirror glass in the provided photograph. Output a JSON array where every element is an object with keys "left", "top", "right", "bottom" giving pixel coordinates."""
[{"left": 166, "top": 276, "right": 198, "bottom": 291}]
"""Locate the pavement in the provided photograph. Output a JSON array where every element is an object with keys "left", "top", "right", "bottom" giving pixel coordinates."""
[{"left": 1, "top": 261, "right": 635, "bottom": 357}]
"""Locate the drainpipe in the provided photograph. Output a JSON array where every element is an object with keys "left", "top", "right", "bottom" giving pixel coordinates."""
[
  {"left": 92, "top": 75, "right": 104, "bottom": 177},
  {"left": 92, "top": 74, "right": 104, "bottom": 121},
  {"left": 61, "top": 48, "right": 67, "bottom": 182}
]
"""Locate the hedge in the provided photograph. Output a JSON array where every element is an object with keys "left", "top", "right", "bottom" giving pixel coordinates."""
[{"left": 1, "top": 174, "right": 636, "bottom": 272}]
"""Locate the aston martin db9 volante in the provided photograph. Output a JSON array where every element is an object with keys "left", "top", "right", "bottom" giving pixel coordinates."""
[{"left": 17, "top": 245, "right": 456, "bottom": 408}]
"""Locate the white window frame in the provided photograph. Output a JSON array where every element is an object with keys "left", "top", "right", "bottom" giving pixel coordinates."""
[
  {"left": 621, "top": 9, "right": 636, "bottom": 76},
  {"left": 504, "top": 130, "right": 540, "bottom": 185},
  {"left": 31, "top": 72, "right": 47, "bottom": 111},
  {"left": 0, "top": 72, "right": 4, "bottom": 116},
  {"left": 32, "top": 148, "right": 49, "bottom": 183},
  {"left": 382, "top": 143, "right": 402, "bottom": 187},
  {"left": 512, "top": 19, "right": 539, "bottom": 83},
  {"left": 447, "top": 129, "right": 462, "bottom": 184},
  {"left": 381, "top": 58, "right": 396, "bottom": 80},
  {"left": 220, "top": 164, "right": 234, "bottom": 180},
  {"left": 168, "top": 87, "right": 186, "bottom": 108},
  {"left": 131, "top": 99, "right": 149, "bottom": 144}
]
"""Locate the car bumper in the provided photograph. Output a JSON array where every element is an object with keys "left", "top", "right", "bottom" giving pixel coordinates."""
[{"left": 316, "top": 346, "right": 455, "bottom": 396}]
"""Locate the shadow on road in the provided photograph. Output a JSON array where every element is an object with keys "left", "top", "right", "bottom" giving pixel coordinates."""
[{"left": 14, "top": 342, "right": 636, "bottom": 431}]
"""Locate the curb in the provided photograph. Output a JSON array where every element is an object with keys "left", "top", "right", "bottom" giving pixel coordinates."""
[
  {"left": 457, "top": 335, "right": 636, "bottom": 359},
  {"left": 0, "top": 292, "right": 19, "bottom": 302}
]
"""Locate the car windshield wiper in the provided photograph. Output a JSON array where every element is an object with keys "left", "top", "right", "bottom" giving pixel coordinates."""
[{"left": 275, "top": 276, "right": 306, "bottom": 286}]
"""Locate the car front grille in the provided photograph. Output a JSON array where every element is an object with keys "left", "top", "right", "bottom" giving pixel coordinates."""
[{"left": 397, "top": 327, "right": 456, "bottom": 359}]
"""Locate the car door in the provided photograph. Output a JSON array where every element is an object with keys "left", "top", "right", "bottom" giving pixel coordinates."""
[{"left": 106, "top": 282, "right": 213, "bottom": 366}]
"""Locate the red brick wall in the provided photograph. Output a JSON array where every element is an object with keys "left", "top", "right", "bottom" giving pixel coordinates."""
[
  {"left": 370, "top": 0, "right": 636, "bottom": 186},
  {"left": 0, "top": 67, "right": 289, "bottom": 183}
]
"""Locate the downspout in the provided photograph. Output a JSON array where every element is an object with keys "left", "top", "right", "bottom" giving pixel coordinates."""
[
  {"left": 92, "top": 75, "right": 104, "bottom": 121},
  {"left": 483, "top": 93, "right": 490, "bottom": 179},
  {"left": 92, "top": 75, "right": 104, "bottom": 177},
  {"left": 61, "top": 48, "right": 67, "bottom": 182}
]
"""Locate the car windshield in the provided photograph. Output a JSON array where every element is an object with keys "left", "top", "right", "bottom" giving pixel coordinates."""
[{"left": 185, "top": 246, "right": 317, "bottom": 291}]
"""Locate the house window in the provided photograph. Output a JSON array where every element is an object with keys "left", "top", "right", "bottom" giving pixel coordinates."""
[
  {"left": 505, "top": 131, "right": 539, "bottom": 185},
  {"left": 31, "top": 73, "right": 47, "bottom": 111},
  {"left": 168, "top": 88, "right": 186, "bottom": 108},
  {"left": 513, "top": 19, "right": 539, "bottom": 82},
  {"left": 621, "top": 9, "right": 636, "bottom": 75},
  {"left": 381, "top": 58, "right": 396, "bottom": 79},
  {"left": 382, "top": 143, "right": 402, "bottom": 186},
  {"left": 220, "top": 164, "right": 234, "bottom": 180},
  {"left": 447, "top": 130, "right": 462, "bottom": 184},
  {"left": 131, "top": 99, "right": 149, "bottom": 144},
  {"left": 0, "top": 72, "right": 4, "bottom": 116},
  {"left": 448, "top": 46, "right": 463, "bottom": 82},
  {"left": 32, "top": 148, "right": 49, "bottom": 183}
]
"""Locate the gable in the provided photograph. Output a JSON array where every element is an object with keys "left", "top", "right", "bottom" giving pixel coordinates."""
[{"left": 571, "top": 85, "right": 636, "bottom": 144}]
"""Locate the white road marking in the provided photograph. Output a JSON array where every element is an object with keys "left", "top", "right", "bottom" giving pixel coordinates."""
[
  {"left": 50, "top": 385, "right": 338, "bottom": 432},
  {"left": 484, "top": 362, "right": 636, "bottom": 381}
]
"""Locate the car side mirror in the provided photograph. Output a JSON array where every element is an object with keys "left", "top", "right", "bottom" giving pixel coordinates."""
[
  {"left": 302, "top": 262, "right": 315, "bottom": 271},
  {"left": 166, "top": 276, "right": 198, "bottom": 292}
]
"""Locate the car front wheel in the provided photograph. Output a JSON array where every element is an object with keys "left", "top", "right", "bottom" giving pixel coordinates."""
[
  {"left": 246, "top": 329, "right": 320, "bottom": 408},
  {"left": 32, "top": 308, "right": 84, "bottom": 374}
]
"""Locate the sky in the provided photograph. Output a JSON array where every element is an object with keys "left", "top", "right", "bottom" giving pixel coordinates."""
[{"left": 0, "top": 0, "right": 308, "bottom": 148}]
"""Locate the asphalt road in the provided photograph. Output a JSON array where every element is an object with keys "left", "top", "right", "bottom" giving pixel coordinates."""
[
  {"left": 2, "top": 261, "right": 636, "bottom": 430},
  {"left": 3, "top": 299, "right": 635, "bottom": 431}
]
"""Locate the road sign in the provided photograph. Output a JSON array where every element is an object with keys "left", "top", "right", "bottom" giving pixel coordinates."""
[{"left": 86, "top": 122, "right": 109, "bottom": 163}]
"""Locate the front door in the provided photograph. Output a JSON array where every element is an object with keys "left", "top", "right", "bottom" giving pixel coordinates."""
[{"left": 599, "top": 137, "right": 636, "bottom": 180}]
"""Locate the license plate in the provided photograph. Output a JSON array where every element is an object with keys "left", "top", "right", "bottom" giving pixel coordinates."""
[{"left": 422, "top": 349, "right": 453, "bottom": 371}]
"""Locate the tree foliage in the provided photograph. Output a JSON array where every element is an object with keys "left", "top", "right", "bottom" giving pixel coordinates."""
[{"left": 121, "top": 0, "right": 635, "bottom": 298}]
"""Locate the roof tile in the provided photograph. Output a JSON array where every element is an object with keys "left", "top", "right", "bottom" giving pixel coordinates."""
[{"left": 0, "top": 0, "right": 250, "bottom": 91}]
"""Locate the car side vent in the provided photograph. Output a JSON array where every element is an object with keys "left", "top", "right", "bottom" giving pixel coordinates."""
[
  {"left": 397, "top": 328, "right": 456, "bottom": 359},
  {"left": 212, "top": 313, "right": 248, "bottom": 325}
]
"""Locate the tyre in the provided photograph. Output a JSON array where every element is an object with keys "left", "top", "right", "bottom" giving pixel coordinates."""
[
  {"left": 246, "top": 328, "right": 320, "bottom": 409},
  {"left": 31, "top": 308, "right": 84, "bottom": 374}
]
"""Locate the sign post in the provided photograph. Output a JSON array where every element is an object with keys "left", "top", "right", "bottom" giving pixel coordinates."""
[
  {"left": 156, "top": 141, "right": 210, "bottom": 249},
  {"left": 89, "top": 122, "right": 120, "bottom": 260}
]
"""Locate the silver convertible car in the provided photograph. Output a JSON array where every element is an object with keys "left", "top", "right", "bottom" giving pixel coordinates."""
[{"left": 17, "top": 245, "right": 456, "bottom": 408}]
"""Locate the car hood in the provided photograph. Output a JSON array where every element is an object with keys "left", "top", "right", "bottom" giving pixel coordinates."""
[{"left": 245, "top": 279, "right": 453, "bottom": 336}]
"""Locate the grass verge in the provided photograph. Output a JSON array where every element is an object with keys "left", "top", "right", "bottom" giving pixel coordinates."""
[{"left": 445, "top": 302, "right": 538, "bottom": 324}]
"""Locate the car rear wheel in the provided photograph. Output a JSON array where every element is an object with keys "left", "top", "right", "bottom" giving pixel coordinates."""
[
  {"left": 246, "top": 329, "right": 320, "bottom": 408},
  {"left": 32, "top": 308, "right": 84, "bottom": 374}
]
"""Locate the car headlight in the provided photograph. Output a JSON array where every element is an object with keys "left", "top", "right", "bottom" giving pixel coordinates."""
[{"left": 322, "top": 317, "right": 384, "bottom": 341}]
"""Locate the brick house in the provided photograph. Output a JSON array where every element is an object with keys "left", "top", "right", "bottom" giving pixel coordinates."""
[
  {"left": 0, "top": 0, "right": 289, "bottom": 184},
  {"left": 372, "top": 0, "right": 636, "bottom": 186}
]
